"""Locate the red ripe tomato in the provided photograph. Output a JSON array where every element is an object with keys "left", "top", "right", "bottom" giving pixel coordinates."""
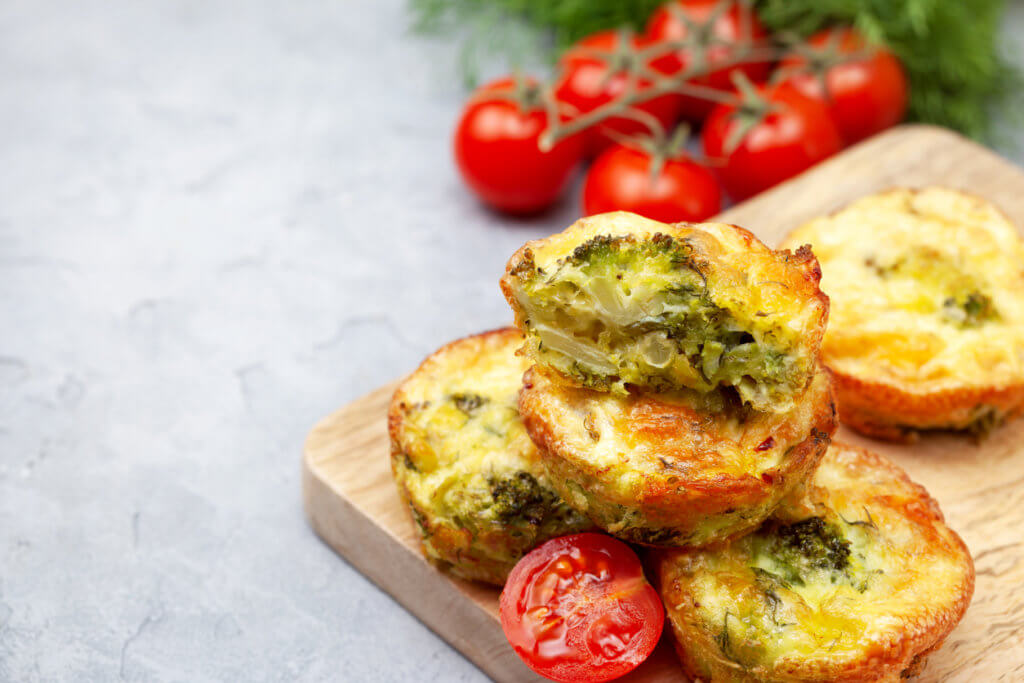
[
  {"left": 702, "top": 82, "right": 843, "bottom": 201},
  {"left": 499, "top": 533, "right": 664, "bottom": 683},
  {"left": 454, "top": 77, "right": 585, "bottom": 214},
  {"left": 646, "top": 0, "right": 772, "bottom": 121},
  {"left": 555, "top": 30, "right": 682, "bottom": 157},
  {"left": 583, "top": 144, "right": 721, "bottom": 222},
  {"left": 779, "top": 28, "right": 908, "bottom": 144}
]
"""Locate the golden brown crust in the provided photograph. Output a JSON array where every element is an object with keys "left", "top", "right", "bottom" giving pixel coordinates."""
[
  {"left": 831, "top": 366, "right": 1024, "bottom": 442},
  {"left": 387, "top": 328, "right": 520, "bottom": 585},
  {"left": 519, "top": 365, "right": 837, "bottom": 548},
  {"left": 655, "top": 441, "right": 975, "bottom": 682},
  {"left": 388, "top": 328, "right": 591, "bottom": 585},
  {"left": 781, "top": 187, "right": 1024, "bottom": 441}
]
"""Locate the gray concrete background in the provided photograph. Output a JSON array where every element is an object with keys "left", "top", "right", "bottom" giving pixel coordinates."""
[{"left": 1, "top": 1, "right": 1022, "bottom": 681}]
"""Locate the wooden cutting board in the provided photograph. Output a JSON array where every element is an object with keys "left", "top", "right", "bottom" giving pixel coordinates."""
[{"left": 302, "top": 124, "right": 1024, "bottom": 683}]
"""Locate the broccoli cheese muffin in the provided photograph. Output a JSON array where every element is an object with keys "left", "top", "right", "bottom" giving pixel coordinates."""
[
  {"left": 389, "top": 328, "right": 591, "bottom": 585},
  {"left": 501, "top": 212, "right": 829, "bottom": 413},
  {"left": 518, "top": 365, "right": 836, "bottom": 548},
  {"left": 655, "top": 441, "right": 974, "bottom": 683},
  {"left": 783, "top": 187, "right": 1024, "bottom": 440}
]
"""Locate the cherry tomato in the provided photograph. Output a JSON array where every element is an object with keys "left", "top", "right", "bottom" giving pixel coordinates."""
[
  {"left": 555, "top": 31, "right": 683, "bottom": 157},
  {"left": 454, "top": 77, "right": 585, "bottom": 214},
  {"left": 646, "top": 0, "right": 772, "bottom": 121},
  {"left": 583, "top": 144, "right": 721, "bottom": 222},
  {"left": 779, "top": 28, "right": 908, "bottom": 145},
  {"left": 499, "top": 533, "right": 664, "bottom": 683},
  {"left": 702, "top": 82, "right": 843, "bottom": 201}
]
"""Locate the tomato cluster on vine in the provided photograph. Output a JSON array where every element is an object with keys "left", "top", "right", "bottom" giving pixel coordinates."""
[{"left": 453, "top": 0, "right": 907, "bottom": 219}]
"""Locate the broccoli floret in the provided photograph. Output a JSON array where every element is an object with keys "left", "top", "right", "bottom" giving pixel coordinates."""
[
  {"left": 489, "top": 472, "right": 557, "bottom": 525},
  {"left": 450, "top": 392, "right": 488, "bottom": 416},
  {"left": 962, "top": 292, "right": 990, "bottom": 319},
  {"left": 517, "top": 229, "right": 805, "bottom": 409},
  {"left": 869, "top": 248, "right": 999, "bottom": 328},
  {"left": 565, "top": 233, "right": 698, "bottom": 274},
  {"left": 757, "top": 517, "right": 851, "bottom": 586},
  {"left": 568, "top": 361, "right": 619, "bottom": 391},
  {"left": 649, "top": 232, "right": 699, "bottom": 269},
  {"left": 964, "top": 406, "right": 1003, "bottom": 440},
  {"left": 567, "top": 234, "right": 634, "bottom": 267},
  {"left": 943, "top": 291, "right": 998, "bottom": 327},
  {"left": 509, "top": 247, "right": 538, "bottom": 279}
]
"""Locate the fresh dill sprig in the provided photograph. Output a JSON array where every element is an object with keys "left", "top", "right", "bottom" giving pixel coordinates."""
[{"left": 408, "top": 0, "right": 1022, "bottom": 141}]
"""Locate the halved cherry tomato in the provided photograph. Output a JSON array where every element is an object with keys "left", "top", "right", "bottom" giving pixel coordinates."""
[
  {"left": 583, "top": 143, "right": 721, "bottom": 222},
  {"left": 702, "top": 81, "right": 842, "bottom": 201},
  {"left": 454, "top": 76, "right": 585, "bottom": 214},
  {"left": 779, "top": 27, "right": 908, "bottom": 145},
  {"left": 500, "top": 533, "right": 664, "bottom": 683},
  {"left": 555, "top": 30, "right": 682, "bottom": 157},
  {"left": 646, "top": 0, "right": 772, "bottom": 121}
]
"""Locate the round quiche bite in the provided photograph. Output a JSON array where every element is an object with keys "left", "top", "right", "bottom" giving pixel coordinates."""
[
  {"left": 388, "top": 328, "right": 591, "bottom": 585},
  {"left": 501, "top": 211, "right": 829, "bottom": 413},
  {"left": 655, "top": 442, "right": 975, "bottom": 683},
  {"left": 782, "top": 187, "right": 1024, "bottom": 440},
  {"left": 518, "top": 364, "right": 837, "bottom": 548}
]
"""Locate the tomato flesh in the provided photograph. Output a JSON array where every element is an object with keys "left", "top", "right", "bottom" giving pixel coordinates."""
[{"left": 500, "top": 533, "right": 664, "bottom": 683}]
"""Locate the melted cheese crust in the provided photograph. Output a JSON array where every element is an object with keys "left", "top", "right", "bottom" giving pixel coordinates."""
[
  {"left": 656, "top": 442, "right": 975, "bottom": 682},
  {"left": 518, "top": 366, "right": 836, "bottom": 548},
  {"left": 388, "top": 328, "right": 590, "bottom": 585},
  {"left": 501, "top": 211, "right": 829, "bottom": 412},
  {"left": 783, "top": 187, "right": 1024, "bottom": 436}
]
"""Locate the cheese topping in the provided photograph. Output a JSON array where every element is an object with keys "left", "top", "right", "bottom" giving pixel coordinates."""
[
  {"left": 658, "top": 443, "right": 974, "bottom": 679},
  {"left": 390, "top": 329, "right": 590, "bottom": 581},
  {"left": 784, "top": 188, "right": 1024, "bottom": 390}
]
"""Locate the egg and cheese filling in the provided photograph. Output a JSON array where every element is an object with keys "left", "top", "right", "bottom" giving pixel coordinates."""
[
  {"left": 686, "top": 513, "right": 876, "bottom": 669},
  {"left": 392, "top": 331, "right": 591, "bottom": 577},
  {"left": 864, "top": 245, "right": 999, "bottom": 328},
  {"left": 785, "top": 188, "right": 1024, "bottom": 389},
  {"left": 511, "top": 233, "right": 808, "bottom": 411},
  {"left": 661, "top": 444, "right": 973, "bottom": 678},
  {"left": 398, "top": 389, "right": 585, "bottom": 541}
]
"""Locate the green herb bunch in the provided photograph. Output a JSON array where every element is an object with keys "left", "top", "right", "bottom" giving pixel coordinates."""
[
  {"left": 756, "top": 0, "right": 1020, "bottom": 141},
  {"left": 411, "top": 0, "right": 1021, "bottom": 141}
]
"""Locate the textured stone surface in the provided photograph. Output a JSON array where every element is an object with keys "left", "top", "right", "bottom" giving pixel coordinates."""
[{"left": 1, "top": 1, "right": 1022, "bottom": 681}]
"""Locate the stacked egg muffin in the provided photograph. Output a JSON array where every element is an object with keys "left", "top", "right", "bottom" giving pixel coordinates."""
[
  {"left": 501, "top": 212, "right": 837, "bottom": 549},
  {"left": 390, "top": 211, "right": 973, "bottom": 681}
]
